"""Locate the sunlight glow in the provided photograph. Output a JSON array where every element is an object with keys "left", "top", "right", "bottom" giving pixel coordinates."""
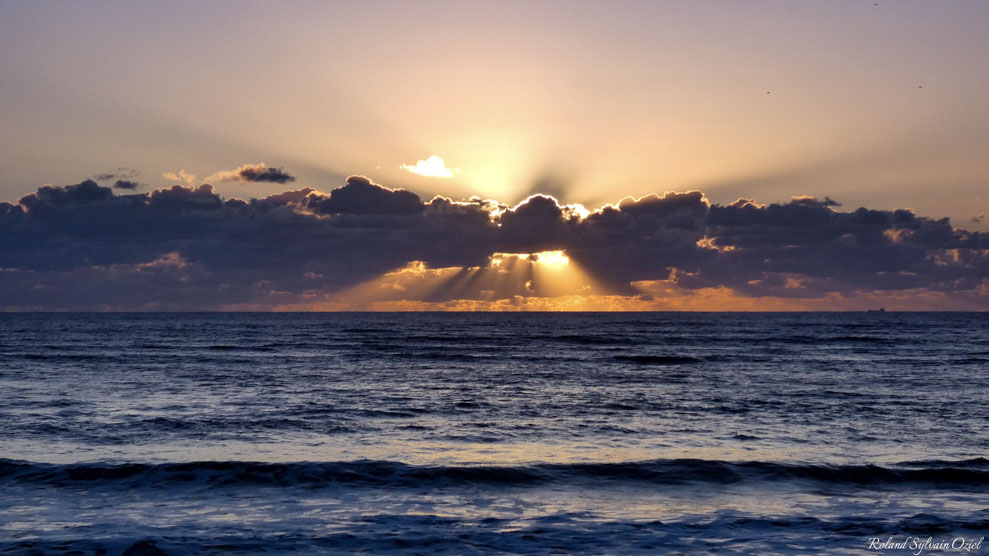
[
  {"left": 529, "top": 250, "right": 570, "bottom": 266},
  {"left": 401, "top": 155, "right": 460, "bottom": 178},
  {"left": 327, "top": 249, "right": 606, "bottom": 310},
  {"left": 490, "top": 250, "right": 570, "bottom": 267}
]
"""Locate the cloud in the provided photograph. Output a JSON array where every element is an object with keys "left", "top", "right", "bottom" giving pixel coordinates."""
[
  {"left": 92, "top": 167, "right": 140, "bottom": 182},
  {"left": 306, "top": 175, "right": 424, "bottom": 216},
  {"left": 401, "top": 155, "right": 459, "bottom": 178},
  {"left": 113, "top": 180, "right": 141, "bottom": 190},
  {"left": 1, "top": 173, "right": 987, "bottom": 310},
  {"left": 974, "top": 213, "right": 986, "bottom": 224},
  {"left": 207, "top": 163, "right": 296, "bottom": 184},
  {"left": 162, "top": 169, "right": 197, "bottom": 184},
  {"left": 789, "top": 195, "right": 841, "bottom": 207}
]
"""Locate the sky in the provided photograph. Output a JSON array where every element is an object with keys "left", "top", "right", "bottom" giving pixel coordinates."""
[{"left": 1, "top": 1, "right": 988, "bottom": 310}]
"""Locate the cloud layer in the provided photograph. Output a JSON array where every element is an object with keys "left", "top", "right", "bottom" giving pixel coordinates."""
[{"left": 1, "top": 175, "right": 986, "bottom": 310}]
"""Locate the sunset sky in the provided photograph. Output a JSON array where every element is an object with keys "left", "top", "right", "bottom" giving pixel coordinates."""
[{"left": 1, "top": 1, "right": 988, "bottom": 310}]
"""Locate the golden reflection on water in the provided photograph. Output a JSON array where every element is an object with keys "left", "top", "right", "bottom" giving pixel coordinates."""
[
  {"left": 149, "top": 439, "right": 815, "bottom": 467},
  {"left": 6, "top": 435, "right": 863, "bottom": 467}
]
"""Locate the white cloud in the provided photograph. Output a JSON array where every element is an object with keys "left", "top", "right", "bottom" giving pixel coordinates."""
[
  {"left": 400, "top": 155, "right": 460, "bottom": 178},
  {"left": 162, "top": 169, "right": 197, "bottom": 184}
]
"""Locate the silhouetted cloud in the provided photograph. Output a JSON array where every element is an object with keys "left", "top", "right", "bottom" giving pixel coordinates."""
[
  {"left": 1, "top": 174, "right": 986, "bottom": 310},
  {"left": 19, "top": 179, "right": 114, "bottom": 209},
  {"left": 686, "top": 197, "right": 988, "bottom": 298},
  {"left": 567, "top": 191, "right": 712, "bottom": 289},
  {"left": 92, "top": 167, "right": 140, "bottom": 182},
  {"left": 306, "top": 175, "right": 424, "bottom": 215},
  {"left": 208, "top": 163, "right": 296, "bottom": 184},
  {"left": 113, "top": 180, "right": 141, "bottom": 190},
  {"left": 499, "top": 195, "right": 573, "bottom": 249}
]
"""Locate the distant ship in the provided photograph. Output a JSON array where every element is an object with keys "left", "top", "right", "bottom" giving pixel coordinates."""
[{"left": 866, "top": 307, "right": 886, "bottom": 313}]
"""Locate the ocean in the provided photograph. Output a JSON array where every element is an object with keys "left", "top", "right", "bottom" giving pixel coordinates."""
[{"left": 0, "top": 312, "right": 986, "bottom": 554}]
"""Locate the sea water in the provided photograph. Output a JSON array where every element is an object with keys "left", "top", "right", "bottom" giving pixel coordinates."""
[{"left": 1, "top": 312, "right": 986, "bottom": 554}]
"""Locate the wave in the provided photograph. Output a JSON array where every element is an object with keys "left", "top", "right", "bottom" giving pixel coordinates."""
[
  {"left": 766, "top": 334, "right": 898, "bottom": 345},
  {"left": 5, "top": 510, "right": 989, "bottom": 556},
  {"left": 2, "top": 458, "right": 986, "bottom": 490},
  {"left": 612, "top": 355, "right": 703, "bottom": 365}
]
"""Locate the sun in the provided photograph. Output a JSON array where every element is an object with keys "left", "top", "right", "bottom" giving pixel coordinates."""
[
  {"left": 490, "top": 250, "right": 570, "bottom": 268},
  {"left": 529, "top": 250, "right": 570, "bottom": 266}
]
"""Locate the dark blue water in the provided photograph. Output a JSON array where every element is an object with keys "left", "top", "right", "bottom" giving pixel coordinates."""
[{"left": 1, "top": 313, "right": 987, "bottom": 554}]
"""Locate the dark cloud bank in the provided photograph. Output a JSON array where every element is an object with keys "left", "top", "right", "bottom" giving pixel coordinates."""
[{"left": 1, "top": 175, "right": 987, "bottom": 310}]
